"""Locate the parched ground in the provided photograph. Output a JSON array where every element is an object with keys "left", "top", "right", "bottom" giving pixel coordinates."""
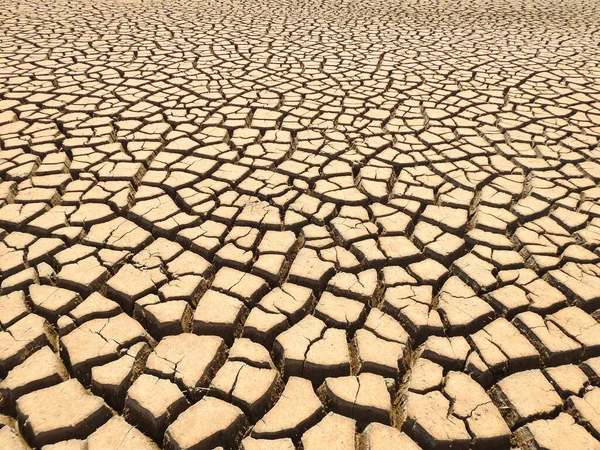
[{"left": 1, "top": 0, "right": 600, "bottom": 448}]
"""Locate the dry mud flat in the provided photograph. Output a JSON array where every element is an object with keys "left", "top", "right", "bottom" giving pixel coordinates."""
[{"left": 1, "top": 0, "right": 600, "bottom": 448}]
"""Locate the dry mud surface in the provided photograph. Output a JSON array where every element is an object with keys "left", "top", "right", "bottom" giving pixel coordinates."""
[{"left": 1, "top": 0, "right": 600, "bottom": 448}]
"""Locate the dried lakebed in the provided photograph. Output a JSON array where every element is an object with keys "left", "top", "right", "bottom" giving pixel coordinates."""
[{"left": 1, "top": 0, "right": 600, "bottom": 449}]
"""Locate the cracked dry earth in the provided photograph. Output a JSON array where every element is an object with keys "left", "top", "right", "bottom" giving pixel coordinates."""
[{"left": 3, "top": 0, "right": 600, "bottom": 450}]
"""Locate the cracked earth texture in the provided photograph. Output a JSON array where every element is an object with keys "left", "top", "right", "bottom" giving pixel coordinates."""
[{"left": 1, "top": 0, "right": 600, "bottom": 449}]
